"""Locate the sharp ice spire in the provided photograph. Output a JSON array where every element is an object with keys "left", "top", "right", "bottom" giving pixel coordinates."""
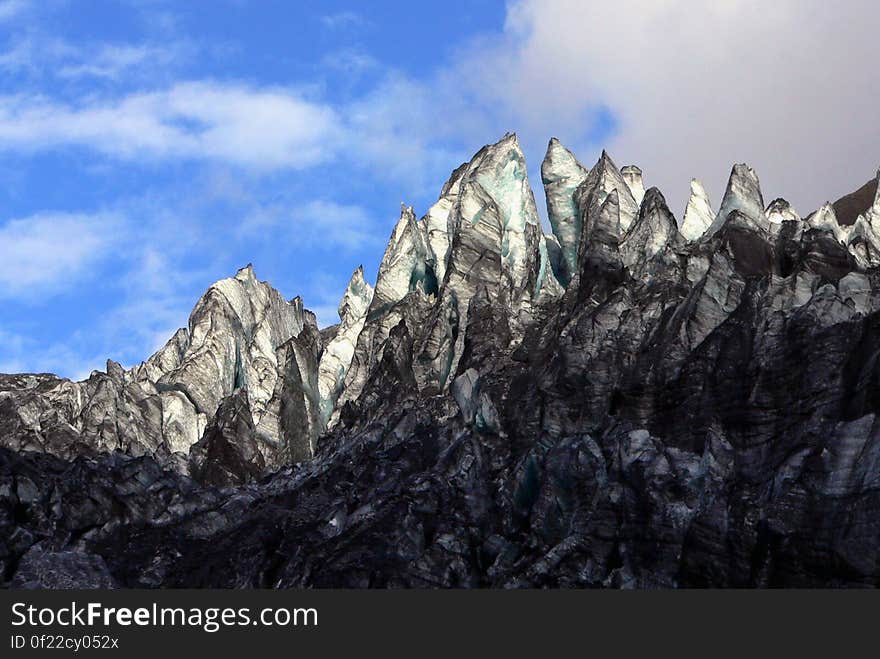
[
  {"left": 317, "top": 266, "right": 374, "bottom": 423},
  {"left": 707, "top": 164, "right": 765, "bottom": 236},
  {"left": 620, "top": 165, "right": 646, "bottom": 207},
  {"left": 541, "top": 137, "right": 589, "bottom": 286},
  {"left": 680, "top": 179, "right": 715, "bottom": 240}
]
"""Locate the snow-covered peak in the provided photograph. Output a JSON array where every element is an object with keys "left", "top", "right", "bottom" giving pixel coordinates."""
[{"left": 680, "top": 179, "right": 715, "bottom": 241}]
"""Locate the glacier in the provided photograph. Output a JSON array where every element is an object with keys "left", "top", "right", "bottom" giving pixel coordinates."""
[{"left": 4, "top": 134, "right": 880, "bottom": 588}]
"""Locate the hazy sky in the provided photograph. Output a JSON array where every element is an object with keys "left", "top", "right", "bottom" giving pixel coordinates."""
[{"left": 1, "top": 0, "right": 878, "bottom": 378}]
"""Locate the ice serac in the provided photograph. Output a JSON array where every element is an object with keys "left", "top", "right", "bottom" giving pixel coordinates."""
[
  {"left": 805, "top": 203, "right": 849, "bottom": 244},
  {"left": 0, "top": 263, "right": 317, "bottom": 474},
  {"left": 541, "top": 138, "right": 589, "bottom": 285},
  {"left": 316, "top": 266, "right": 373, "bottom": 423},
  {"left": 134, "top": 328, "right": 189, "bottom": 383},
  {"left": 575, "top": 187, "right": 623, "bottom": 278},
  {"left": 156, "top": 265, "right": 304, "bottom": 438},
  {"left": 332, "top": 206, "right": 437, "bottom": 418},
  {"left": 371, "top": 205, "right": 433, "bottom": 315},
  {"left": 864, "top": 170, "right": 880, "bottom": 226},
  {"left": 680, "top": 179, "right": 715, "bottom": 240},
  {"left": 468, "top": 133, "right": 556, "bottom": 303},
  {"left": 415, "top": 176, "right": 505, "bottom": 393},
  {"left": 257, "top": 319, "right": 323, "bottom": 463},
  {"left": 620, "top": 165, "right": 645, "bottom": 207},
  {"left": 765, "top": 198, "right": 800, "bottom": 224},
  {"left": 847, "top": 172, "right": 880, "bottom": 267},
  {"left": 575, "top": 150, "right": 641, "bottom": 239},
  {"left": 401, "top": 134, "right": 561, "bottom": 395},
  {"left": 620, "top": 187, "right": 680, "bottom": 270},
  {"left": 707, "top": 164, "right": 766, "bottom": 236},
  {"left": 188, "top": 389, "right": 264, "bottom": 488},
  {"left": 421, "top": 162, "right": 467, "bottom": 283}
]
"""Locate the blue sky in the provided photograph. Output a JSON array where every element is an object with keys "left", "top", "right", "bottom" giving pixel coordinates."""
[
  {"left": 2, "top": 0, "right": 878, "bottom": 379},
  {"left": 0, "top": 0, "right": 553, "bottom": 378}
]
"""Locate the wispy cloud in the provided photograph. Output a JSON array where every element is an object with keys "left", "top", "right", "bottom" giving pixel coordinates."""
[
  {"left": 0, "top": 327, "right": 103, "bottom": 380},
  {"left": 0, "top": 82, "right": 342, "bottom": 169},
  {"left": 320, "top": 11, "right": 370, "bottom": 31},
  {"left": 57, "top": 43, "right": 182, "bottom": 80},
  {"left": 0, "top": 38, "right": 38, "bottom": 72},
  {"left": 0, "top": 0, "right": 28, "bottom": 22},
  {"left": 320, "top": 48, "right": 379, "bottom": 76},
  {"left": 0, "top": 211, "right": 123, "bottom": 299},
  {"left": 240, "top": 199, "right": 383, "bottom": 251},
  {"left": 0, "top": 33, "right": 194, "bottom": 82}
]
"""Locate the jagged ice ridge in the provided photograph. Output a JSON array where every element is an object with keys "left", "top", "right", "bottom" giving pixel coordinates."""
[{"left": 3, "top": 134, "right": 880, "bottom": 588}]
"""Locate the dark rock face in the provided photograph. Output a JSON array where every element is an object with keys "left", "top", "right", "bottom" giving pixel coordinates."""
[{"left": 3, "top": 135, "right": 880, "bottom": 588}]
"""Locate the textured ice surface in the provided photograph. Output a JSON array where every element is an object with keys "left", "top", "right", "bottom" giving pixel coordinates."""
[
  {"left": 806, "top": 203, "right": 849, "bottom": 243},
  {"left": 317, "top": 267, "right": 373, "bottom": 422},
  {"left": 707, "top": 164, "right": 765, "bottom": 235},
  {"left": 621, "top": 165, "right": 645, "bottom": 207},
  {"left": 680, "top": 179, "right": 715, "bottom": 240},
  {"left": 542, "top": 138, "right": 589, "bottom": 285},
  {"left": 765, "top": 198, "right": 801, "bottom": 224}
]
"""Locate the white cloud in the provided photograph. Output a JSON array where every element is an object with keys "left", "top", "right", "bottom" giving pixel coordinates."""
[
  {"left": 0, "top": 82, "right": 342, "bottom": 169},
  {"left": 457, "top": 0, "right": 880, "bottom": 214},
  {"left": 2, "top": 2, "right": 875, "bottom": 217},
  {"left": 297, "top": 0, "right": 880, "bottom": 216},
  {"left": 0, "top": 212, "right": 122, "bottom": 298}
]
